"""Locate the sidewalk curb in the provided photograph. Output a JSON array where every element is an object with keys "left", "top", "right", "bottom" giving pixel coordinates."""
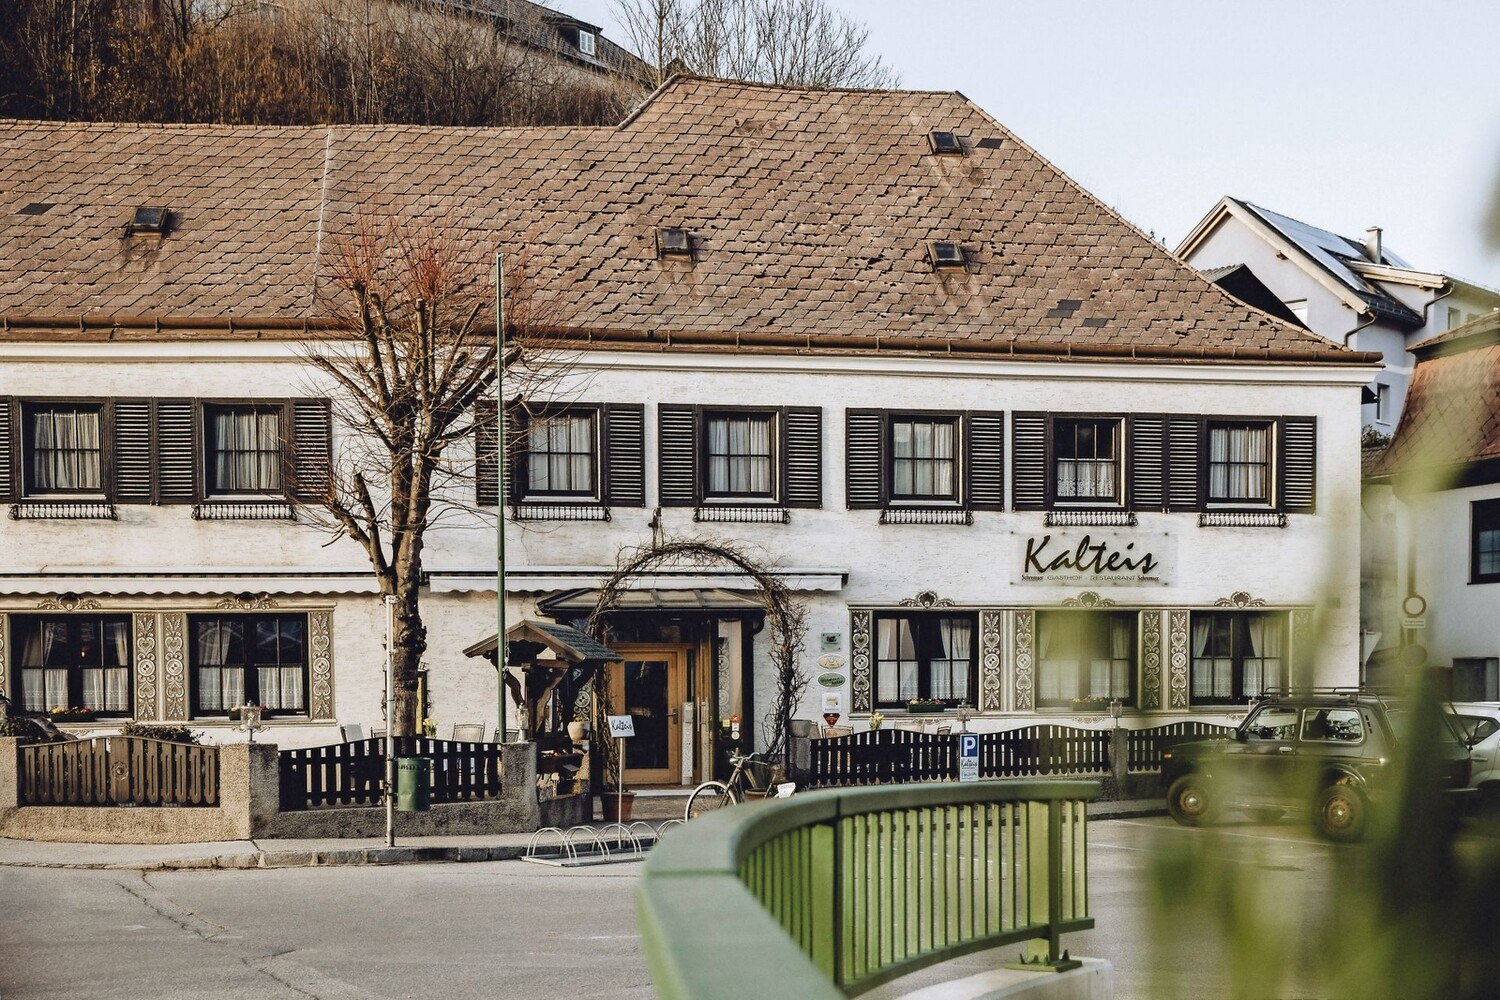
[{"left": 1, "top": 843, "right": 529, "bottom": 872}]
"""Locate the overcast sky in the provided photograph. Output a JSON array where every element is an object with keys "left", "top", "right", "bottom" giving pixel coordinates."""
[{"left": 568, "top": 0, "right": 1500, "bottom": 284}]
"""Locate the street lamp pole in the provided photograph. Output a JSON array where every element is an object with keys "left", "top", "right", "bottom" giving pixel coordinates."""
[
  {"left": 495, "top": 251, "right": 508, "bottom": 745},
  {"left": 384, "top": 593, "right": 396, "bottom": 848}
]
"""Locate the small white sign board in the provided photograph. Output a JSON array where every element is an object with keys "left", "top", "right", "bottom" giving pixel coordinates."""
[
  {"left": 1403, "top": 617, "right": 1427, "bottom": 630},
  {"left": 958, "top": 733, "right": 980, "bottom": 783},
  {"left": 607, "top": 715, "right": 636, "bottom": 738}
]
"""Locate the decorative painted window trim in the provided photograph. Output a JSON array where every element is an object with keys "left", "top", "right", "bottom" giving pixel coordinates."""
[
  {"left": 979, "top": 610, "right": 1003, "bottom": 711},
  {"left": 192, "top": 501, "right": 295, "bottom": 521},
  {"left": 1140, "top": 610, "right": 1163, "bottom": 710},
  {"left": 1214, "top": 591, "right": 1267, "bottom": 608},
  {"left": 309, "top": 610, "right": 334, "bottom": 720},
  {"left": 511, "top": 503, "right": 611, "bottom": 522},
  {"left": 849, "top": 609, "right": 872, "bottom": 713},
  {"left": 1167, "top": 610, "right": 1190, "bottom": 710},
  {"left": 898, "top": 591, "right": 957, "bottom": 609},
  {"left": 1012, "top": 610, "right": 1035, "bottom": 711},
  {"left": 693, "top": 506, "right": 790, "bottom": 524},
  {"left": 162, "top": 612, "right": 188, "bottom": 720},
  {"left": 880, "top": 507, "right": 973, "bottom": 525},
  {"left": 133, "top": 612, "right": 159, "bottom": 721},
  {"left": 9, "top": 502, "right": 116, "bottom": 520},
  {"left": 1060, "top": 591, "right": 1115, "bottom": 608},
  {"left": 1198, "top": 511, "right": 1287, "bottom": 528},
  {"left": 1045, "top": 509, "right": 1135, "bottom": 527}
]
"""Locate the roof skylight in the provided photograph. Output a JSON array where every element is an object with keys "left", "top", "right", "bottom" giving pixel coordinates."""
[
  {"left": 929, "top": 131, "right": 963, "bottom": 155},
  {"left": 659, "top": 227, "right": 692, "bottom": 257},
  {"left": 127, "top": 206, "right": 169, "bottom": 235},
  {"left": 929, "top": 242, "right": 966, "bottom": 270}
]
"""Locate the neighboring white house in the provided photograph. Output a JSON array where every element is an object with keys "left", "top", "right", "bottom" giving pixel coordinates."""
[
  {"left": 1177, "top": 197, "right": 1500, "bottom": 435},
  {"left": 1368, "top": 313, "right": 1500, "bottom": 698},
  {"left": 0, "top": 78, "right": 1379, "bottom": 787}
]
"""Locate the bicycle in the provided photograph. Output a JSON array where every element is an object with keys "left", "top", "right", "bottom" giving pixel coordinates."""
[{"left": 685, "top": 752, "right": 790, "bottom": 819}]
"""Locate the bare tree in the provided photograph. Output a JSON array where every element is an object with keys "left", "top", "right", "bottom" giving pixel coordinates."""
[{"left": 614, "top": 0, "right": 898, "bottom": 89}]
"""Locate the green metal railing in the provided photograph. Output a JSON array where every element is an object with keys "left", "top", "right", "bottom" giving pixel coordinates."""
[{"left": 638, "top": 780, "right": 1099, "bottom": 999}]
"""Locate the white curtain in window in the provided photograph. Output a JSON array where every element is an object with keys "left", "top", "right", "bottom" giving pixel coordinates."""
[
  {"left": 930, "top": 618, "right": 972, "bottom": 701},
  {"left": 21, "top": 670, "right": 69, "bottom": 712},
  {"left": 82, "top": 668, "right": 129, "bottom": 712},
  {"left": 1038, "top": 615, "right": 1079, "bottom": 702},
  {"left": 708, "top": 417, "right": 771, "bottom": 494},
  {"left": 876, "top": 618, "right": 918, "bottom": 702},
  {"left": 1190, "top": 616, "right": 1222, "bottom": 699},
  {"left": 29, "top": 408, "right": 101, "bottom": 491},
  {"left": 196, "top": 622, "right": 244, "bottom": 710},
  {"left": 528, "top": 414, "right": 594, "bottom": 493},
  {"left": 1243, "top": 613, "right": 1284, "bottom": 698},
  {"left": 1210, "top": 426, "right": 1268, "bottom": 501},
  {"left": 893, "top": 421, "right": 954, "bottom": 497},
  {"left": 259, "top": 667, "right": 305, "bottom": 711},
  {"left": 213, "top": 409, "right": 282, "bottom": 492}
]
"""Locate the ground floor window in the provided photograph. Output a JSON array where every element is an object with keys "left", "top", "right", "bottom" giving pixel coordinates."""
[
  {"left": 1191, "top": 610, "right": 1287, "bottom": 704},
  {"left": 189, "top": 614, "right": 308, "bottom": 717},
  {"left": 10, "top": 614, "right": 132, "bottom": 716},
  {"left": 1036, "top": 611, "right": 1136, "bottom": 707},
  {"left": 874, "top": 613, "right": 976, "bottom": 708},
  {"left": 1453, "top": 658, "right": 1499, "bottom": 702}
]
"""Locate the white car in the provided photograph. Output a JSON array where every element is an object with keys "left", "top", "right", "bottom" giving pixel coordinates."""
[{"left": 1447, "top": 702, "right": 1500, "bottom": 808}]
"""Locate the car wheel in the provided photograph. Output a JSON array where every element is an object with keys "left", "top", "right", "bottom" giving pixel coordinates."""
[
  {"left": 1167, "top": 774, "right": 1219, "bottom": 827},
  {"left": 1244, "top": 807, "right": 1284, "bottom": 824},
  {"left": 1314, "top": 782, "right": 1366, "bottom": 843}
]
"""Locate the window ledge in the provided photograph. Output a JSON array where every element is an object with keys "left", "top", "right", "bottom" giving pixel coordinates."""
[
  {"left": 512, "top": 503, "right": 611, "bottom": 522},
  {"left": 1199, "top": 511, "right": 1287, "bottom": 528},
  {"left": 9, "top": 502, "right": 116, "bottom": 520},
  {"left": 193, "top": 501, "right": 296, "bottom": 521},
  {"left": 879, "top": 507, "right": 972, "bottom": 525},
  {"left": 694, "top": 506, "right": 789, "bottom": 524},
  {"left": 1045, "top": 509, "right": 1135, "bottom": 527}
]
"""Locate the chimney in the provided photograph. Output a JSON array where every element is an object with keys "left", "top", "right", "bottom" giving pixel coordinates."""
[{"left": 1365, "top": 226, "right": 1383, "bottom": 263}]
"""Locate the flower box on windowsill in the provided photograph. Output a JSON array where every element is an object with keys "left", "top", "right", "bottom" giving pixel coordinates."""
[
  {"left": 1067, "top": 698, "right": 1111, "bottom": 713},
  {"left": 47, "top": 709, "right": 99, "bottom": 723},
  {"left": 905, "top": 700, "right": 947, "bottom": 714}
]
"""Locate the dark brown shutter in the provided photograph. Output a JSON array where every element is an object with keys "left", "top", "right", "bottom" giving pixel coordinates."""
[
  {"left": 1165, "top": 415, "right": 1202, "bottom": 511},
  {"left": 657, "top": 404, "right": 698, "bottom": 506},
  {"left": 0, "top": 397, "right": 13, "bottom": 502},
  {"left": 602, "top": 404, "right": 645, "bottom": 507},
  {"left": 290, "top": 399, "right": 332, "bottom": 501},
  {"left": 1281, "top": 416, "right": 1317, "bottom": 513},
  {"left": 475, "top": 399, "right": 498, "bottom": 506},
  {"left": 1011, "top": 412, "right": 1047, "bottom": 510},
  {"left": 155, "top": 399, "right": 198, "bottom": 503},
  {"left": 113, "top": 399, "right": 154, "bottom": 503},
  {"left": 845, "top": 409, "right": 884, "bottom": 508},
  {"left": 965, "top": 411, "right": 1005, "bottom": 511},
  {"left": 782, "top": 406, "right": 822, "bottom": 508},
  {"left": 1128, "top": 414, "right": 1166, "bottom": 511}
]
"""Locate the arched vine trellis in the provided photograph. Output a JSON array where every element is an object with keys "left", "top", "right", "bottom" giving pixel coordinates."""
[{"left": 582, "top": 537, "right": 810, "bottom": 786}]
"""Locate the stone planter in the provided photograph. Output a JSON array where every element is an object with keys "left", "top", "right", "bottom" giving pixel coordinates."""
[{"left": 600, "top": 790, "right": 636, "bottom": 822}]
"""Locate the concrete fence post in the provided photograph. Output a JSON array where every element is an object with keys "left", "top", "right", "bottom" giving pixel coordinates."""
[
  {"left": 1108, "top": 726, "right": 1129, "bottom": 799},
  {"left": 501, "top": 741, "right": 540, "bottom": 832},
  {"left": 0, "top": 737, "right": 19, "bottom": 813},
  {"left": 219, "top": 742, "right": 282, "bottom": 840}
]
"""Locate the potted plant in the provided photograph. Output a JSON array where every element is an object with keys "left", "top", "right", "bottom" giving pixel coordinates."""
[
  {"left": 48, "top": 706, "right": 97, "bottom": 723},
  {"left": 1068, "top": 695, "right": 1110, "bottom": 713},
  {"left": 601, "top": 787, "right": 635, "bottom": 822},
  {"left": 867, "top": 711, "right": 885, "bottom": 731},
  {"left": 567, "top": 713, "right": 589, "bottom": 744},
  {"left": 906, "top": 698, "right": 946, "bottom": 714}
]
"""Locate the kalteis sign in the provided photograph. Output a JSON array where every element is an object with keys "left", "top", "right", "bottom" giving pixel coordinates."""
[{"left": 1013, "top": 530, "right": 1173, "bottom": 586}]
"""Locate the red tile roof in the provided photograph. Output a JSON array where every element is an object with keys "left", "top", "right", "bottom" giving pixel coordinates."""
[
  {"left": 0, "top": 76, "right": 1374, "bottom": 364},
  {"left": 1371, "top": 312, "right": 1500, "bottom": 481}
]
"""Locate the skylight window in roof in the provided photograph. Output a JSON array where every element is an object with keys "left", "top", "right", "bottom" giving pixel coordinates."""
[
  {"left": 659, "top": 227, "right": 692, "bottom": 257},
  {"left": 929, "top": 242, "right": 966, "bottom": 270},
  {"left": 929, "top": 131, "right": 963, "bottom": 155},
  {"left": 18, "top": 202, "right": 53, "bottom": 216},
  {"left": 128, "top": 206, "right": 169, "bottom": 235}
]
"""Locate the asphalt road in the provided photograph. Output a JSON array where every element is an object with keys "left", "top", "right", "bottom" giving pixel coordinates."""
[{"left": 0, "top": 818, "right": 1342, "bottom": 1000}]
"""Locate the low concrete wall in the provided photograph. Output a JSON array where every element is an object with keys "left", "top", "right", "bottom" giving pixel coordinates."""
[{"left": 0, "top": 738, "right": 541, "bottom": 844}]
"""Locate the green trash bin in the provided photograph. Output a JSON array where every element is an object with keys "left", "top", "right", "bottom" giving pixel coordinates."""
[{"left": 396, "top": 756, "right": 430, "bottom": 812}]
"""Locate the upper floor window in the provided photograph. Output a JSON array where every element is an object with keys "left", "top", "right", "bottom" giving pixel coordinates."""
[
  {"left": 705, "top": 411, "right": 775, "bottom": 500},
  {"left": 874, "top": 612, "right": 976, "bottom": 708},
  {"left": 12, "top": 614, "right": 132, "bottom": 716},
  {"left": 1472, "top": 499, "right": 1500, "bottom": 584},
  {"left": 890, "top": 416, "right": 959, "bottom": 502},
  {"left": 1207, "top": 420, "right": 1272, "bottom": 505},
  {"left": 189, "top": 613, "right": 308, "bottom": 717},
  {"left": 1035, "top": 610, "right": 1135, "bottom": 707},
  {"left": 577, "top": 29, "right": 597, "bottom": 56},
  {"left": 1373, "top": 383, "right": 1391, "bottom": 425},
  {"left": 23, "top": 403, "right": 103, "bottom": 496},
  {"left": 1190, "top": 610, "right": 1286, "bottom": 704},
  {"left": 205, "top": 404, "right": 283, "bottom": 496},
  {"left": 526, "top": 410, "right": 598, "bottom": 498},
  {"left": 1053, "top": 417, "right": 1119, "bottom": 503},
  {"left": 1453, "top": 658, "right": 1500, "bottom": 702}
]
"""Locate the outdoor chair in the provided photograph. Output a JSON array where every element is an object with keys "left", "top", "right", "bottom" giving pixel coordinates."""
[
  {"left": 370, "top": 727, "right": 387, "bottom": 739},
  {"left": 931, "top": 723, "right": 954, "bottom": 735},
  {"left": 822, "top": 725, "right": 853, "bottom": 738},
  {"left": 339, "top": 724, "right": 364, "bottom": 742},
  {"left": 893, "top": 720, "right": 926, "bottom": 732},
  {"left": 451, "top": 723, "right": 485, "bottom": 742}
]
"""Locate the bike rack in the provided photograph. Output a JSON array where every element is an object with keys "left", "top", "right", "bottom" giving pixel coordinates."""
[{"left": 521, "top": 819, "right": 679, "bottom": 868}]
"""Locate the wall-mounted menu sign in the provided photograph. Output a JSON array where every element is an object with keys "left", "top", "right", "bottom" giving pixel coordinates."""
[{"left": 1013, "top": 531, "right": 1173, "bottom": 586}]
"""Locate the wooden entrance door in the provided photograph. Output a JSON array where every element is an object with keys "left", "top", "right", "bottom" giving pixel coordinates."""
[{"left": 608, "top": 645, "right": 689, "bottom": 786}]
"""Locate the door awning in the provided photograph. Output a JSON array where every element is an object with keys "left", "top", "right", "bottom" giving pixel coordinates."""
[{"left": 538, "top": 587, "right": 767, "bottom": 615}]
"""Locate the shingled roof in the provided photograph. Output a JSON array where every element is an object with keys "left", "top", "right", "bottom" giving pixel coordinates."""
[
  {"left": 1370, "top": 312, "right": 1500, "bottom": 484},
  {"left": 0, "top": 76, "right": 1372, "bottom": 364}
]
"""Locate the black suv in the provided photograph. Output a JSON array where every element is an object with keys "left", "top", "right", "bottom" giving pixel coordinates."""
[{"left": 1162, "top": 689, "right": 1472, "bottom": 842}]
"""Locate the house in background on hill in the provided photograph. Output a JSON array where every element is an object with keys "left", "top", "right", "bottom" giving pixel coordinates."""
[{"left": 1177, "top": 197, "right": 1500, "bottom": 436}]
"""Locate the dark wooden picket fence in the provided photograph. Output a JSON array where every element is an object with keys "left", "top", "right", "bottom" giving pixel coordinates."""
[
  {"left": 278, "top": 736, "right": 503, "bottom": 811},
  {"left": 806, "top": 725, "right": 1111, "bottom": 789},
  {"left": 18, "top": 736, "right": 219, "bottom": 807},
  {"left": 1126, "top": 721, "right": 1235, "bottom": 772}
]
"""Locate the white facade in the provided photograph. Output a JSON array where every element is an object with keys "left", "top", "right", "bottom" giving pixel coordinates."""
[{"left": 0, "top": 338, "right": 1374, "bottom": 782}]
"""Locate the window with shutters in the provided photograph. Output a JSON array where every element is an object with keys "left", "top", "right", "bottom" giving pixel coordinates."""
[
  {"left": 21, "top": 402, "right": 105, "bottom": 496},
  {"left": 1051, "top": 417, "right": 1121, "bottom": 504},
  {"left": 889, "top": 416, "right": 959, "bottom": 502},
  {"left": 204, "top": 404, "right": 285, "bottom": 496},
  {"left": 11, "top": 614, "right": 133, "bottom": 717},
  {"left": 525, "top": 409, "right": 599, "bottom": 499},
  {"left": 1206, "top": 420, "right": 1274, "bottom": 506},
  {"left": 1035, "top": 611, "right": 1136, "bottom": 708},
  {"left": 703, "top": 410, "right": 777, "bottom": 501},
  {"left": 1471, "top": 499, "right": 1500, "bottom": 584},
  {"left": 188, "top": 613, "right": 309, "bottom": 718},
  {"left": 873, "top": 612, "right": 977, "bottom": 708}
]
